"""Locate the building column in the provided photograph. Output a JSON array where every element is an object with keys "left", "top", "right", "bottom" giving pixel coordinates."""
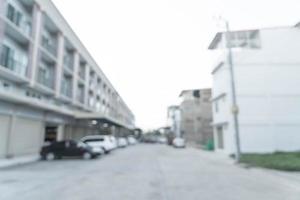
[
  {"left": 111, "top": 125, "right": 116, "bottom": 136},
  {"left": 55, "top": 32, "right": 65, "bottom": 97},
  {"left": 56, "top": 124, "right": 64, "bottom": 141},
  {"left": 72, "top": 51, "right": 79, "bottom": 103},
  {"left": 84, "top": 65, "right": 90, "bottom": 107},
  {"left": 29, "top": 5, "right": 43, "bottom": 86}
]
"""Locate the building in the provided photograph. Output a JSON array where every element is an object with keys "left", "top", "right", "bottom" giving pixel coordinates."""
[
  {"left": 0, "top": 0, "right": 135, "bottom": 160},
  {"left": 179, "top": 89, "right": 213, "bottom": 147},
  {"left": 167, "top": 105, "right": 181, "bottom": 138},
  {"left": 208, "top": 25, "right": 300, "bottom": 155},
  {"left": 167, "top": 90, "right": 213, "bottom": 147}
]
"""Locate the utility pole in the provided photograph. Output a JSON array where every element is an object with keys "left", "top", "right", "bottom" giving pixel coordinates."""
[{"left": 224, "top": 20, "right": 242, "bottom": 163}]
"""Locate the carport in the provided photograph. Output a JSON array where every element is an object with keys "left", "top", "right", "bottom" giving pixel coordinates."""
[{"left": 68, "top": 112, "right": 135, "bottom": 139}]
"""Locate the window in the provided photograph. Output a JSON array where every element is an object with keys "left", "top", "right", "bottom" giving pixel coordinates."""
[
  {"left": 228, "top": 30, "right": 261, "bottom": 49},
  {"left": 38, "top": 64, "right": 54, "bottom": 88},
  {"left": 6, "top": 4, "right": 15, "bottom": 22},
  {"left": 77, "top": 84, "right": 85, "bottom": 103},
  {"left": 78, "top": 63, "right": 85, "bottom": 79},
  {"left": 6, "top": 4, "right": 22, "bottom": 26},
  {"left": 193, "top": 90, "right": 200, "bottom": 98},
  {"left": 215, "top": 101, "right": 219, "bottom": 113},
  {"left": 0, "top": 44, "right": 14, "bottom": 69},
  {"left": 84, "top": 139, "right": 104, "bottom": 143},
  {"left": 61, "top": 75, "right": 72, "bottom": 97}
]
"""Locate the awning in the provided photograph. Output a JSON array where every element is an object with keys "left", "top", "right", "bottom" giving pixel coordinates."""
[{"left": 74, "top": 112, "right": 134, "bottom": 130}]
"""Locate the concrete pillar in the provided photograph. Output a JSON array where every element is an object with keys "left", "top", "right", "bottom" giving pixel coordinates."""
[
  {"left": 55, "top": 32, "right": 65, "bottom": 97},
  {"left": 29, "top": 5, "right": 43, "bottom": 86},
  {"left": 72, "top": 51, "right": 79, "bottom": 103},
  {"left": 57, "top": 124, "right": 64, "bottom": 141},
  {"left": 84, "top": 65, "right": 90, "bottom": 107},
  {"left": 111, "top": 125, "right": 116, "bottom": 136},
  {"left": 39, "top": 121, "right": 45, "bottom": 147}
]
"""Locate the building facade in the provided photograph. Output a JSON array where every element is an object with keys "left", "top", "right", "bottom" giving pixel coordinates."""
[
  {"left": 179, "top": 89, "right": 213, "bottom": 147},
  {"left": 209, "top": 25, "right": 300, "bottom": 155},
  {"left": 167, "top": 105, "right": 181, "bottom": 138},
  {"left": 0, "top": 0, "right": 135, "bottom": 159}
]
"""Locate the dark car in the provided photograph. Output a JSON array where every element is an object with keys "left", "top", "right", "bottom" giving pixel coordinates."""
[{"left": 40, "top": 140, "right": 99, "bottom": 160}]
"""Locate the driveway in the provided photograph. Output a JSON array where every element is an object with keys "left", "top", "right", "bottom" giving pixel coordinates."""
[{"left": 0, "top": 144, "right": 299, "bottom": 200}]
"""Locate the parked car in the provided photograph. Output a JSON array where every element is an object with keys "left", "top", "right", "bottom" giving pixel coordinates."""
[
  {"left": 40, "top": 140, "right": 99, "bottom": 160},
  {"left": 173, "top": 137, "right": 186, "bottom": 148},
  {"left": 167, "top": 134, "right": 175, "bottom": 145},
  {"left": 157, "top": 136, "right": 167, "bottom": 144},
  {"left": 127, "top": 136, "right": 137, "bottom": 145},
  {"left": 109, "top": 136, "right": 118, "bottom": 149},
  {"left": 117, "top": 137, "right": 128, "bottom": 148},
  {"left": 142, "top": 135, "right": 158, "bottom": 143},
  {"left": 80, "top": 135, "right": 115, "bottom": 154}
]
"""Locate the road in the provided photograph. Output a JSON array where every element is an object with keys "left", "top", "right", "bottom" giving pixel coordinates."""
[{"left": 0, "top": 144, "right": 300, "bottom": 200}]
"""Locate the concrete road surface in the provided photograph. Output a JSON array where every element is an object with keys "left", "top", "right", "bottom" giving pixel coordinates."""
[{"left": 0, "top": 144, "right": 300, "bottom": 200}]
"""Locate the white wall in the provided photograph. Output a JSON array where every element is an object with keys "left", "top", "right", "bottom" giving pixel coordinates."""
[{"left": 212, "top": 27, "right": 300, "bottom": 154}]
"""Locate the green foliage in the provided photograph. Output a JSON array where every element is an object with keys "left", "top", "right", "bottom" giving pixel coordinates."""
[{"left": 240, "top": 152, "right": 300, "bottom": 171}]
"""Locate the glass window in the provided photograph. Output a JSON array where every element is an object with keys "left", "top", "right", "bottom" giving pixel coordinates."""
[
  {"left": 6, "top": 4, "right": 15, "bottom": 22},
  {"left": 215, "top": 101, "right": 219, "bottom": 112}
]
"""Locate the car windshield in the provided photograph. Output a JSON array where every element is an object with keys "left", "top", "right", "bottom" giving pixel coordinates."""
[{"left": 84, "top": 139, "right": 104, "bottom": 142}]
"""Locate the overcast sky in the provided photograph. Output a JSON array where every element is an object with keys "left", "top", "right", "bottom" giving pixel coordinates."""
[{"left": 52, "top": 0, "right": 300, "bottom": 130}]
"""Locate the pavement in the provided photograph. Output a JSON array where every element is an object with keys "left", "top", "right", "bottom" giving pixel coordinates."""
[
  {"left": 0, "top": 155, "right": 40, "bottom": 169},
  {"left": 0, "top": 144, "right": 299, "bottom": 200}
]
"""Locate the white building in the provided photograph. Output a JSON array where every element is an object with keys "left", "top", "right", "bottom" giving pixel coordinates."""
[
  {"left": 209, "top": 25, "right": 300, "bottom": 155},
  {"left": 0, "top": 0, "right": 135, "bottom": 160}
]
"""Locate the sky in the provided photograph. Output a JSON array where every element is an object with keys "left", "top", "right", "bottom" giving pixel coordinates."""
[{"left": 52, "top": 0, "right": 300, "bottom": 130}]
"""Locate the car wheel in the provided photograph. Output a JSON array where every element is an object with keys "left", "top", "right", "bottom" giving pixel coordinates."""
[
  {"left": 83, "top": 152, "right": 92, "bottom": 160},
  {"left": 46, "top": 152, "right": 55, "bottom": 161},
  {"left": 103, "top": 148, "right": 109, "bottom": 154}
]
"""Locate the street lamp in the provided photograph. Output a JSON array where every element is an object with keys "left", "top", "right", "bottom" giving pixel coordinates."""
[{"left": 215, "top": 17, "right": 241, "bottom": 162}]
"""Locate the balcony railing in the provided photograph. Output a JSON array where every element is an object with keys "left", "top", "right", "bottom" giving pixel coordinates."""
[
  {"left": 61, "top": 81, "right": 72, "bottom": 98},
  {"left": 63, "top": 55, "right": 74, "bottom": 71},
  {"left": 78, "top": 67, "right": 85, "bottom": 80},
  {"left": 37, "top": 66, "right": 54, "bottom": 89},
  {"left": 0, "top": 50, "right": 28, "bottom": 77},
  {"left": 41, "top": 36, "right": 57, "bottom": 56},
  {"left": 76, "top": 90, "right": 85, "bottom": 104}
]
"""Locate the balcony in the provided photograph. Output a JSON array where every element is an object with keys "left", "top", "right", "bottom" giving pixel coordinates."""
[
  {"left": 76, "top": 86, "right": 85, "bottom": 105},
  {"left": 41, "top": 35, "right": 57, "bottom": 57},
  {"left": 3, "top": 3, "right": 32, "bottom": 43},
  {"left": 78, "top": 64, "right": 85, "bottom": 81},
  {"left": 63, "top": 54, "right": 74, "bottom": 72},
  {"left": 60, "top": 77, "right": 72, "bottom": 99},
  {"left": 36, "top": 64, "right": 55, "bottom": 95},
  {"left": 0, "top": 45, "right": 29, "bottom": 83}
]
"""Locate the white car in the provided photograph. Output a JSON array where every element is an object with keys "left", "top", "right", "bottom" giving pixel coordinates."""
[
  {"left": 158, "top": 137, "right": 167, "bottom": 144},
  {"left": 109, "top": 136, "right": 118, "bottom": 150},
  {"left": 80, "top": 135, "right": 115, "bottom": 154},
  {"left": 173, "top": 137, "right": 186, "bottom": 148},
  {"left": 127, "top": 136, "right": 137, "bottom": 145},
  {"left": 117, "top": 137, "right": 128, "bottom": 148}
]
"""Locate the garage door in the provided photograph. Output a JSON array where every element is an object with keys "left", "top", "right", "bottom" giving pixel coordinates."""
[
  {"left": 11, "top": 117, "right": 43, "bottom": 156},
  {"left": 0, "top": 114, "right": 10, "bottom": 158}
]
